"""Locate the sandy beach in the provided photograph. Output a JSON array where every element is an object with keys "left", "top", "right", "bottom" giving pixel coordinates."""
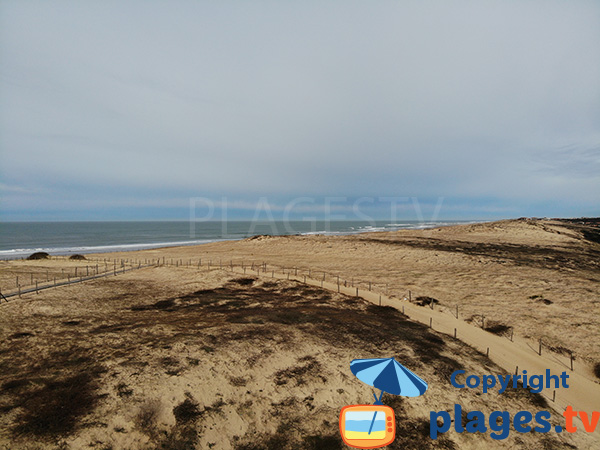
[{"left": 1, "top": 218, "right": 599, "bottom": 449}]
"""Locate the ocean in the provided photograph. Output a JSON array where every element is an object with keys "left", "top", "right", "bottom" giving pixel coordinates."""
[{"left": 0, "top": 220, "right": 472, "bottom": 260}]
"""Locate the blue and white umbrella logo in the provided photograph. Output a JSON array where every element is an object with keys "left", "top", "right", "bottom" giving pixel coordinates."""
[{"left": 350, "top": 357, "right": 428, "bottom": 404}]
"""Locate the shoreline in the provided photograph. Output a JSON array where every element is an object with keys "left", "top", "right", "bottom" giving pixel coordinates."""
[{"left": 0, "top": 220, "right": 480, "bottom": 260}]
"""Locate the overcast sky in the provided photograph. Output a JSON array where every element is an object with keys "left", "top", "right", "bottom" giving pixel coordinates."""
[{"left": 1, "top": 0, "right": 599, "bottom": 221}]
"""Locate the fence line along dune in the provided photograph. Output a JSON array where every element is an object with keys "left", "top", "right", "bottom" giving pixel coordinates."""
[{"left": 70, "top": 218, "right": 599, "bottom": 366}]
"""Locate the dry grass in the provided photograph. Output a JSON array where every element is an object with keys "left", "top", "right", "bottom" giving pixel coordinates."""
[
  {"left": 0, "top": 265, "right": 590, "bottom": 449},
  {"left": 72, "top": 218, "right": 599, "bottom": 368}
]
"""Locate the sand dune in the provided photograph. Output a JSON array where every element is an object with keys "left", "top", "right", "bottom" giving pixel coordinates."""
[
  {"left": 2, "top": 267, "right": 596, "bottom": 449},
  {"left": 1, "top": 218, "right": 599, "bottom": 449},
  {"left": 88, "top": 218, "right": 600, "bottom": 365}
]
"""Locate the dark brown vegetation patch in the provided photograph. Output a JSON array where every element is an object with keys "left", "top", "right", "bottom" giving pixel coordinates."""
[
  {"left": 12, "top": 371, "right": 100, "bottom": 437},
  {"left": 116, "top": 382, "right": 133, "bottom": 398},
  {"left": 529, "top": 295, "right": 553, "bottom": 305},
  {"left": 130, "top": 298, "right": 176, "bottom": 311},
  {"left": 231, "top": 277, "right": 256, "bottom": 286},
  {"left": 594, "top": 362, "right": 600, "bottom": 380},
  {"left": 8, "top": 332, "right": 34, "bottom": 339},
  {"left": 485, "top": 321, "right": 512, "bottom": 336},
  {"left": 415, "top": 296, "right": 439, "bottom": 307},
  {"left": 0, "top": 341, "right": 104, "bottom": 440},
  {"left": 69, "top": 254, "right": 86, "bottom": 260},
  {"left": 27, "top": 252, "right": 49, "bottom": 260},
  {"left": 357, "top": 232, "right": 600, "bottom": 272},
  {"left": 545, "top": 345, "right": 572, "bottom": 356},
  {"left": 173, "top": 394, "right": 202, "bottom": 425}
]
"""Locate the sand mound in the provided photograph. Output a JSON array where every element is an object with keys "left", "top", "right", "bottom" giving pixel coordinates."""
[
  {"left": 0, "top": 267, "right": 589, "bottom": 449},
  {"left": 26, "top": 252, "right": 50, "bottom": 260}
]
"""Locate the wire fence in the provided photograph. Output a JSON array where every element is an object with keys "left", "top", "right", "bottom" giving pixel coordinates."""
[{"left": 0, "top": 254, "right": 587, "bottom": 396}]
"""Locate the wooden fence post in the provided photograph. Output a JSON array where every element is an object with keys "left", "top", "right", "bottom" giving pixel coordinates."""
[
  {"left": 570, "top": 352, "right": 574, "bottom": 371},
  {"left": 454, "top": 328, "right": 457, "bottom": 338},
  {"left": 35, "top": 281, "right": 38, "bottom": 294},
  {"left": 538, "top": 338, "right": 542, "bottom": 356},
  {"left": 429, "top": 317, "right": 432, "bottom": 328},
  {"left": 456, "top": 305, "right": 459, "bottom": 318}
]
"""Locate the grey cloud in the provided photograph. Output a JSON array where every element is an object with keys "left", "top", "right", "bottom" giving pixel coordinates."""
[{"left": 1, "top": 0, "right": 599, "bottom": 219}]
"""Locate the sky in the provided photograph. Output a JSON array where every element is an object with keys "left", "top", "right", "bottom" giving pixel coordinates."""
[{"left": 1, "top": 0, "right": 599, "bottom": 221}]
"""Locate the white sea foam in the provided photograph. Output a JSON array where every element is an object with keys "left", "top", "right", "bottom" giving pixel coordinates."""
[{"left": 0, "top": 239, "right": 225, "bottom": 260}]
